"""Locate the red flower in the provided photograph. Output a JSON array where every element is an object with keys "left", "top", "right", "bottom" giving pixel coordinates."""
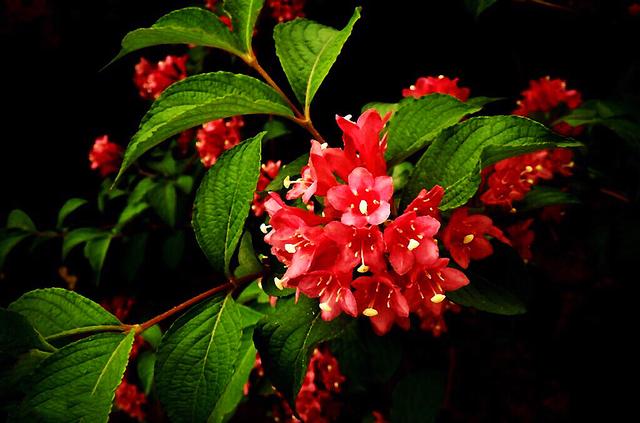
[
  {"left": 506, "top": 219, "right": 535, "bottom": 262},
  {"left": 413, "top": 299, "right": 460, "bottom": 337},
  {"left": 327, "top": 167, "right": 393, "bottom": 227},
  {"left": 89, "top": 135, "right": 122, "bottom": 177},
  {"left": 195, "top": 116, "right": 244, "bottom": 168},
  {"left": 252, "top": 160, "right": 282, "bottom": 217},
  {"left": 133, "top": 55, "right": 188, "bottom": 100},
  {"left": 297, "top": 268, "right": 358, "bottom": 320},
  {"left": 402, "top": 75, "right": 471, "bottom": 102},
  {"left": 286, "top": 140, "right": 340, "bottom": 202},
  {"left": 101, "top": 296, "right": 135, "bottom": 321},
  {"left": 631, "top": 4, "right": 640, "bottom": 16},
  {"left": 324, "top": 222, "right": 386, "bottom": 274},
  {"left": 115, "top": 380, "right": 147, "bottom": 421},
  {"left": 405, "top": 258, "right": 469, "bottom": 308},
  {"left": 335, "top": 110, "right": 389, "bottom": 177},
  {"left": 403, "top": 185, "right": 445, "bottom": 220},
  {"left": 353, "top": 274, "right": 410, "bottom": 335},
  {"left": 442, "top": 208, "right": 510, "bottom": 269},
  {"left": 268, "top": 0, "right": 306, "bottom": 23},
  {"left": 383, "top": 211, "right": 440, "bottom": 275}
]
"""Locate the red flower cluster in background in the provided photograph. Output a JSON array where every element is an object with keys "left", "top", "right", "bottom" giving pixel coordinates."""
[
  {"left": 631, "top": 3, "right": 640, "bottom": 16},
  {"left": 262, "top": 110, "right": 489, "bottom": 335},
  {"left": 267, "top": 0, "right": 306, "bottom": 23},
  {"left": 133, "top": 55, "right": 188, "bottom": 100},
  {"left": 89, "top": 135, "right": 123, "bottom": 177},
  {"left": 195, "top": 116, "right": 245, "bottom": 168},
  {"left": 402, "top": 75, "right": 471, "bottom": 102},
  {"left": 253, "top": 160, "right": 282, "bottom": 216}
]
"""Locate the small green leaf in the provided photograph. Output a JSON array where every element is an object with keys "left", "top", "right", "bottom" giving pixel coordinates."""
[
  {"left": 253, "top": 296, "right": 348, "bottom": 406},
  {"left": 84, "top": 235, "right": 112, "bottom": 277},
  {"left": 176, "top": 175, "right": 194, "bottom": 194},
  {"left": 62, "top": 227, "right": 105, "bottom": 259},
  {"left": 116, "top": 201, "right": 149, "bottom": 228},
  {"left": 121, "top": 233, "right": 148, "bottom": 282},
  {"left": 193, "top": 133, "right": 263, "bottom": 275},
  {"left": 129, "top": 177, "right": 158, "bottom": 204},
  {"left": 137, "top": 350, "right": 156, "bottom": 395},
  {"left": 520, "top": 186, "right": 580, "bottom": 212},
  {"left": 0, "top": 308, "right": 55, "bottom": 355},
  {"left": 155, "top": 294, "right": 244, "bottom": 423},
  {"left": 464, "top": 0, "right": 499, "bottom": 17},
  {"left": 56, "top": 198, "right": 88, "bottom": 228},
  {"left": 391, "top": 162, "right": 414, "bottom": 191},
  {"left": 15, "top": 331, "right": 134, "bottom": 422},
  {"left": 274, "top": 8, "right": 361, "bottom": 114},
  {"left": 0, "top": 229, "right": 30, "bottom": 268},
  {"left": 361, "top": 101, "right": 399, "bottom": 116},
  {"left": 265, "top": 154, "right": 309, "bottom": 192},
  {"left": 7, "top": 209, "right": 36, "bottom": 232},
  {"left": 391, "top": 369, "right": 446, "bottom": 423},
  {"left": 9, "top": 288, "right": 121, "bottom": 341},
  {"left": 263, "top": 118, "right": 292, "bottom": 141},
  {"left": 163, "top": 230, "right": 186, "bottom": 270},
  {"left": 109, "top": 7, "right": 244, "bottom": 65},
  {"left": 224, "top": 0, "right": 266, "bottom": 53},
  {"left": 117, "top": 72, "right": 292, "bottom": 181},
  {"left": 141, "top": 325, "right": 163, "bottom": 350},
  {"left": 402, "top": 116, "right": 582, "bottom": 210},
  {"left": 148, "top": 182, "right": 177, "bottom": 227},
  {"left": 386, "top": 94, "right": 482, "bottom": 163},
  {"left": 234, "top": 232, "right": 263, "bottom": 278}
]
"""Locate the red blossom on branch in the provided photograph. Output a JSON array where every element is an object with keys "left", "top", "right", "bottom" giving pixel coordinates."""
[
  {"left": 114, "top": 380, "right": 147, "bottom": 422},
  {"left": 268, "top": 0, "right": 306, "bottom": 23},
  {"left": 133, "top": 55, "right": 188, "bottom": 100},
  {"left": 89, "top": 135, "right": 123, "bottom": 177},
  {"left": 402, "top": 75, "right": 471, "bottom": 102},
  {"left": 253, "top": 160, "right": 282, "bottom": 216},
  {"left": 506, "top": 218, "right": 535, "bottom": 262},
  {"left": 196, "top": 116, "right": 244, "bottom": 168}
]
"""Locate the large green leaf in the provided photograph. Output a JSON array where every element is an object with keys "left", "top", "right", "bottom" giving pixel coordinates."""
[
  {"left": 274, "top": 8, "right": 361, "bottom": 113},
  {"left": 116, "top": 72, "right": 292, "bottom": 182},
  {"left": 224, "top": 0, "right": 266, "bottom": 53},
  {"left": 402, "top": 116, "right": 582, "bottom": 210},
  {"left": 15, "top": 331, "right": 134, "bottom": 422},
  {"left": 110, "top": 7, "right": 244, "bottom": 64},
  {"left": 0, "top": 308, "right": 54, "bottom": 355},
  {"left": 385, "top": 94, "right": 482, "bottom": 163},
  {"left": 155, "top": 294, "right": 244, "bottom": 423},
  {"left": 193, "top": 132, "right": 263, "bottom": 275},
  {"left": 8, "top": 288, "right": 121, "bottom": 341},
  {"left": 253, "top": 296, "right": 348, "bottom": 406},
  {"left": 391, "top": 369, "right": 446, "bottom": 423}
]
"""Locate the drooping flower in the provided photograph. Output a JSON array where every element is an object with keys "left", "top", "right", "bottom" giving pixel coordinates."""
[
  {"left": 326, "top": 167, "right": 393, "bottom": 227},
  {"left": 506, "top": 219, "right": 535, "bottom": 262},
  {"left": 442, "top": 208, "right": 510, "bottom": 269},
  {"left": 195, "top": 116, "right": 244, "bottom": 168},
  {"left": 383, "top": 211, "right": 440, "bottom": 275},
  {"left": 133, "top": 55, "right": 188, "bottom": 100},
  {"left": 352, "top": 274, "right": 410, "bottom": 335},
  {"left": 403, "top": 185, "right": 445, "bottom": 220},
  {"left": 413, "top": 299, "right": 461, "bottom": 337},
  {"left": 89, "top": 135, "right": 123, "bottom": 177},
  {"left": 268, "top": 0, "right": 306, "bottom": 23},
  {"left": 402, "top": 75, "right": 471, "bottom": 102},
  {"left": 115, "top": 380, "right": 147, "bottom": 422},
  {"left": 253, "top": 160, "right": 282, "bottom": 217}
]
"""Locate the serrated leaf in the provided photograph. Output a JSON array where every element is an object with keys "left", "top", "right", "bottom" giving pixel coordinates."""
[
  {"left": 155, "top": 294, "right": 244, "bottom": 423},
  {"left": 137, "top": 351, "right": 156, "bottom": 395},
  {"left": 15, "top": 331, "right": 134, "bottom": 422},
  {"left": 253, "top": 296, "right": 348, "bottom": 406},
  {"left": 386, "top": 94, "right": 482, "bottom": 163},
  {"left": 402, "top": 116, "right": 582, "bottom": 210},
  {"left": 274, "top": 8, "right": 361, "bottom": 114},
  {"left": 148, "top": 183, "right": 177, "bottom": 227},
  {"left": 62, "top": 227, "right": 105, "bottom": 259},
  {"left": 8, "top": 288, "right": 121, "bottom": 341},
  {"left": 56, "top": 198, "right": 88, "bottom": 228},
  {"left": 224, "top": 0, "right": 266, "bottom": 53},
  {"left": 0, "top": 229, "right": 30, "bottom": 268},
  {"left": 84, "top": 235, "right": 112, "bottom": 277},
  {"left": 109, "top": 7, "right": 244, "bottom": 65},
  {"left": 265, "top": 153, "right": 309, "bottom": 192},
  {"left": 7, "top": 209, "right": 36, "bottom": 232},
  {"left": 520, "top": 186, "right": 580, "bottom": 212},
  {"left": 0, "top": 308, "right": 55, "bottom": 355},
  {"left": 234, "top": 232, "right": 263, "bottom": 278},
  {"left": 193, "top": 133, "right": 263, "bottom": 275},
  {"left": 117, "top": 72, "right": 291, "bottom": 181},
  {"left": 391, "top": 369, "right": 446, "bottom": 423}
]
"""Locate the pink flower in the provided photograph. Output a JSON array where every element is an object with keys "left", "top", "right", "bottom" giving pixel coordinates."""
[
  {"left": 297, "top": 269, "right": 358, "bottom": 320},
  {"left": 402, "top": 75, "right": 471, "bottom": 102},
  {"left": 89, "top": 135, "right": 123, "bottom": 177},
  {"left": 133, "top": 55, "right": 188, "bottom": 100},
  {"left": 286, "top": 140, "right": 339, "bottom": 202},
  {"left": 442, "top": 208, "right": 510, "bottom": 269},
  {"left": 353, "top": 274, "right": 410, "bottom": 335},
  {"left": 252, "top": 160, "right": 282, "bottom": 217},
  {"left": 335, "top": 110, "right": 389, "bottom": 177},
  {"left": 327, "top": 167, "right": 393, "bottom": 227},
  {"left": 324, "top": 222, "right": 386, "bottom": 274},
  {"left": 403, "top": 185, "right": 445, "bottom": 220},
  {"left": 383, "top": 211, "right": 440, "bottom": 275},
  {"left": 405, "top": 258, "right": 469, "bottom": 306},
  {"left": 195, "top": 116, "right": 244, "bottom": 168}
]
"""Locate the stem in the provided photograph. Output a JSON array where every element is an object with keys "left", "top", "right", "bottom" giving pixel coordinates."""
[
  {"left": 514, "top": 0, "right": 573, "bottom": 12},
  {"left": 45, "top": 325, "right": 129, "bottom": 342}
]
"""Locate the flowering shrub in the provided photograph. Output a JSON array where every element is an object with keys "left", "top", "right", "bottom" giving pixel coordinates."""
[{"left": 1, "top": 1, "right": 638, "bottom": 422}]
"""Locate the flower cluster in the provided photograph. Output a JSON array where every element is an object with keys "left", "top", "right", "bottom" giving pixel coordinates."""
[
  {"left": 402, "top": 75, "right": 471, "bottom": 102},
  {"left": 89, "top": 135, "right": 122, "bottom": 177},
  {"left": 114, "top": 380, "right": 147, "bottom": 422},
  {"left": 267, "top": 0, "right": 306, "bottom": 23},
  {"left": 133, "top": 55, "right": 188, "bottom": 100},
  {"left": 263, "top": 110, "right": 486, "bottom": 335},
  {"left": 253, "top": 160, "right": 282, "bottom": 216},
  {"left": 194, "top": 116, "right": 245, "bottom": 168}
]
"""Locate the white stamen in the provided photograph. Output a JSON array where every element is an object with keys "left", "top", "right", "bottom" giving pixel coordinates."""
[
  {"left": 344, "top": 114, "right": 353, "bottom": 121},
  {"left": 357, "top": 264, "right": 369, "bottom": 273},
  {"left": 320, "top": 142, "right": 328, "bottom": 149},
  {"left": 284, "top": 243, "right": 297, "bottom": 254},
  {"left": 319, "top": 302, "right": 332, "bottom": 312},
  {"left": 431, "top": 293, "right": 446, "bottom": 303},
  {"left": 359, "top": 200, "right": 368, "bottom": 215},
  {"left": 274, "top": 277, "right": 286, "bottom": 290},
  {"left": 463, "top": 234, "right": 474, "bottom": 244},
  {"left": 283, "top": 175, "right": 292, "bottom": 189},
  {"left": 363, "top": 307, "right": 378, "bottom": 317},
  {"left": 407, "top": 239, "right": 420, "bottom": 251},
  {"left": 260, "top": 223, "right": 271, "bottom": 234}
]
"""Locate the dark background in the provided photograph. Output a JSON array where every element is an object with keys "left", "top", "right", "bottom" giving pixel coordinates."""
[{"left": 1, "top": 0, "right": 638, "bottom": 421}]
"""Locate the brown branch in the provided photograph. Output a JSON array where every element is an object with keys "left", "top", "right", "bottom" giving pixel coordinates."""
[{"left": 514, "top": 0, "right": 573, "bottom": 12}]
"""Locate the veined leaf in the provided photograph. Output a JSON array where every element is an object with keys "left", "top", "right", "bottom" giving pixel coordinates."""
[
  {"left": 193, "top": 133, "right": 263, "bottom": 275},
  {"left": 520, "top": 186, "right": 580, "bottom": 212},
  {"left": 224, "top": 0, "right": 266, "bottom": 53},
  {"left": 402, "top": 116, "right": 582, "bottom": 210},
  {"left": 0, "top": 308, "right": 55, "bottom": 355},
  {"left": 274, "top": 8, "right": 361, "bottom": 114},
  {"left": 117, "top": 72, "right": 291, "bottom": 181},
  {"left": 15, "top": 331, "right": 134, "bottom": 422},
  {"left": 137, "top": 351, "right": 156, "bottom": 395}
]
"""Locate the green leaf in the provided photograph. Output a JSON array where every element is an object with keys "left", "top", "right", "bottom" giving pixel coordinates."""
[
  {"left": 193, "top": 132, "right": 263, "bottom": 275},
  {"left": 148, "top": 182, "right": 177, "bottom": 227},
  {"left": 263, "top": 118, "right": 292, "bottom": 141},
  {"left": 83, "top": 235, "right": 112, "bottom": 277},
  {"left": 116, "top": 201, "right": 149, "bottom": 228},
  {"left": 137, "top": 350, "right": 156, "bottom": 395},
  {"left": 7, "top": 209, "right": 36, "bottom": 232},
  {"left": 109, "top": 7, "right": 244, "bottom": 65},
  {"left": 465, "top": 96, "right": 504, "bottom": 108},
  {"left": 464, "top": 0, "right": 499, "bottom": 17},
  {"left": 385, "top": 94, "right": 482, "bottom": 163},
  {"left": 117, "top": 72, "right": 292, "bottom": 181},
  {"left": 402, "top": 116, "right": 582, "bottom": 211},
  {"left": 361, "top": 101, "right": 399, "bottom": 116},
  {"left": 8, "top": 288, "right": 121, "bottom": 341},
  {"left": 15, "top": 331, "right": 134, "bottom": 422},
  {"left": 208, "top": 331, "right": 257, "bottom": 423},
  {"left": 62, "top": 227, "right": 105, "bottom": 259},
  {"left": 129, "top": 177, "right": 158, "bottom": 204},
  {"left": 274, "top": 8, "right": 361, "bottom": 113},
  {"left": 163, "top": 230, "right": 186, "bottom": 270},
  {"left": 0, "top": 350, "right": 51, "bottom": 398},
  {"left": 155, "top": 294, "right": 244, "bottom": 423},
  {"left": 391, "top": 162, "right": 414, "bottom": 191},
  {"left": 0, "top": 308, "right": 55, "bottom": 355},
  {"left": 0, "top": 229, "right": 30, "bottom": 268},
  {"left": 141, "top": 325, "right": 163, "bottom": 350},
  {"left": 261, "top": 274, "right": 296, "bottom": 297},
  {"left": 520, "top": 186, "right": 580, "bottom": 212},
  {"left": 121, "top": 233, "right": 148, "bottom": 282},
  {"left": 236, "top": 280, "right": 270, "bottom": 304},
  {"left": 234, "top": 232, "right": 263, "bottom": 278},
  {"left": 238, "top": 304, "right": 264, "bottom": 328},
  {"left": 224, "top": 0, "right": 266, "bottom": 53},
  {"left": 56, "top": 198, "right": 88, "bottom": 228},
  {"left": 253, "top": 296, "right": 348, "bottom": 406},
  {"left": 265, "top": 154, "right": 309, "bottom": 192},
  {"left": 176, "top": 175, "right": 194, "bottom": 194},
  {"left": 391, "top": 369, "right": 446, "bottom": 423}
]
